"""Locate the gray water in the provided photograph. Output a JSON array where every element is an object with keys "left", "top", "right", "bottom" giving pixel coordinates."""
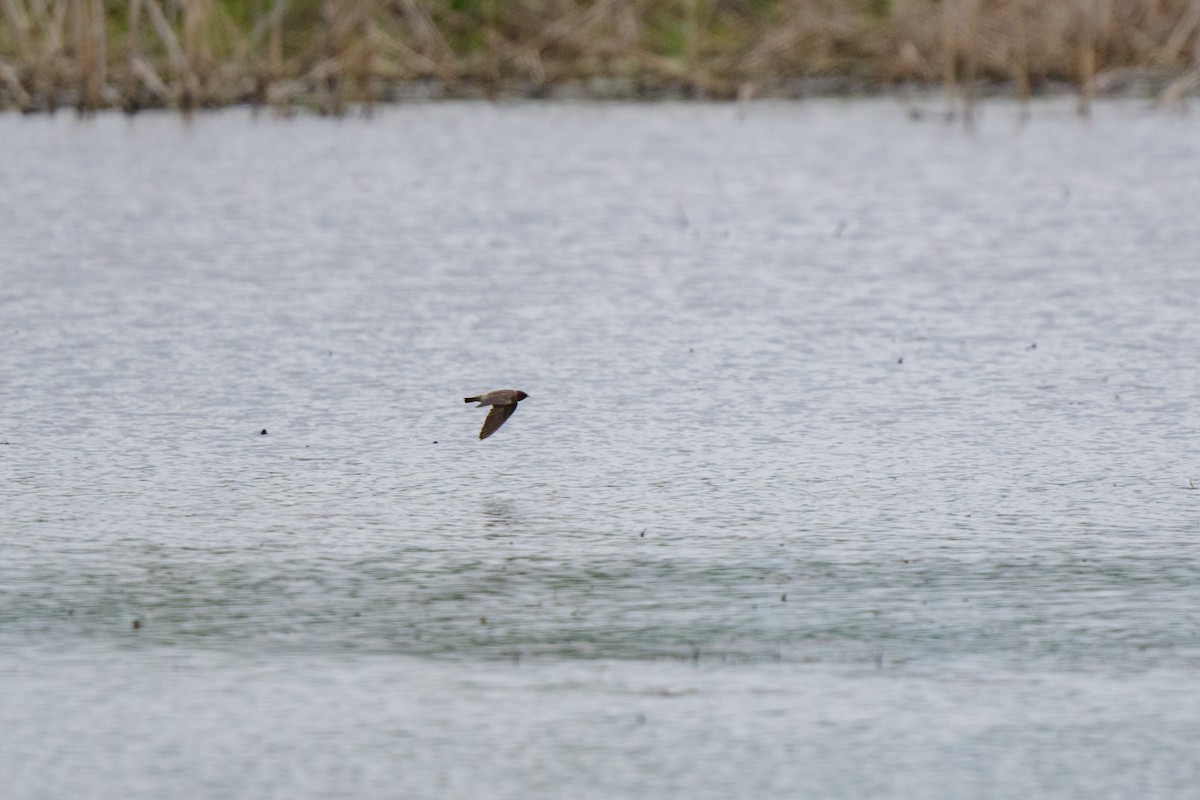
[{"left": 2, "top": 99, "right": 1199, "bottom": 799}]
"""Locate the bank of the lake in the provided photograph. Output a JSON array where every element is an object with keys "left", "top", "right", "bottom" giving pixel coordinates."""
[{"left": 1, "top": 0, "right": 1199, "bottom": 114}]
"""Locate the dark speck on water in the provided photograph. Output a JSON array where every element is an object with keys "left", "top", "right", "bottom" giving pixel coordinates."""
[{"left": 260, "top": 429, "right": 268, "bottom": 435}]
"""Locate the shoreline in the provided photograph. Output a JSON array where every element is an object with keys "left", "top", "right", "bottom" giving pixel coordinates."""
[
  {"left": 2, "top": 1, "right": 1198, "bottom": 116},
  {"left": 2, "top": 68, "right": 1198, "bottom": 116}
]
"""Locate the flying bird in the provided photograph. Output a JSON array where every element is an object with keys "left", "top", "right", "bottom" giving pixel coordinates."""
[{"left": 463, "top": 389, "right": 529, "bottom": 440}]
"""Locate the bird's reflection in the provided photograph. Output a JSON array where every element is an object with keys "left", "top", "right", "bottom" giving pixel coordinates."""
[{"left": 482, "top": 498, "right": 520, "bottom": 535}]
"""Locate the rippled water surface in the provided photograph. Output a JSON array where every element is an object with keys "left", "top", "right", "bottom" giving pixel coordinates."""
[{"left": 2, "top": 99, "right": 1199, "bottom": 799}]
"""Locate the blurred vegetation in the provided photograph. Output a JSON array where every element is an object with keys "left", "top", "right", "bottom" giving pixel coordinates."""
[{"left": 1, "top": 0, "right": 1198, "bottom": 113}]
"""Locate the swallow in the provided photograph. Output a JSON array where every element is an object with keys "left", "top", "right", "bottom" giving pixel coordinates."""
[{"left": 463, "top": 389, "right": 529, "bottom": 440}]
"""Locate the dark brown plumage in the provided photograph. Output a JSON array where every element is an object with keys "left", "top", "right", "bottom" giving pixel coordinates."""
[{"left": 463, "top": 389, "right": 529, "bottom": 440}]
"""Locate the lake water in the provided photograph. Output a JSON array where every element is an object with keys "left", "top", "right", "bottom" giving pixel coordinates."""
[{"left": 2, "top": 98, "right": 1199, "bottom": 799}]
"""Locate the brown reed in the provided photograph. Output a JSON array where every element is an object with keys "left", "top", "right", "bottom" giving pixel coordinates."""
[{"left": 0, "top": 0, "right": 1197, "bottom": 114}]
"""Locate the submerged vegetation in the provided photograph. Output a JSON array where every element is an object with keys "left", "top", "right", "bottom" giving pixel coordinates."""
[{"left": 1, "top": 0, "right": 1198, "bottom": 113}]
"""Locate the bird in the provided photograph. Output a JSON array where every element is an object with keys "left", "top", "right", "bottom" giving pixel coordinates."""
[{"left": 463, "top": 389, "right": 529, "bottom": 440}]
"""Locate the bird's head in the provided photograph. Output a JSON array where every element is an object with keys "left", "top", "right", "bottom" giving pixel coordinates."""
[{"left": 516, "top": 391, "right": 529, "bottom": 401}]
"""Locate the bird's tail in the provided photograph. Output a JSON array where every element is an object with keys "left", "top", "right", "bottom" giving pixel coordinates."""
[{"left": 464, "top": 396, "right": 479, "bottom": 404}]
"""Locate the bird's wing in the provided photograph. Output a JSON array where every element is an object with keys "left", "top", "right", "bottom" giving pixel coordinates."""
[{"left": 479, "top": 403, "right": 518, "bottom": 440}]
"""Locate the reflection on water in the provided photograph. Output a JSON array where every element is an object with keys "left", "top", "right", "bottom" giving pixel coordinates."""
[
  {"left": 482, "top": 498, "right": 520, "bottom": 533},
  {"left": 2, "top": 99, "right": 1200, "bottom": 799}
]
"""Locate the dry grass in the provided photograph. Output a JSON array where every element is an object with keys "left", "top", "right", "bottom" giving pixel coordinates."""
[{"left": 1, "top": 0, "right": 1198, "bottom": 113}]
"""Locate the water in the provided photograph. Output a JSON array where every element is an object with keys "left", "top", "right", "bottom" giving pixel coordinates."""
[{"left": 2, "top": 99, "right": 1199, "bottom": 798}]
